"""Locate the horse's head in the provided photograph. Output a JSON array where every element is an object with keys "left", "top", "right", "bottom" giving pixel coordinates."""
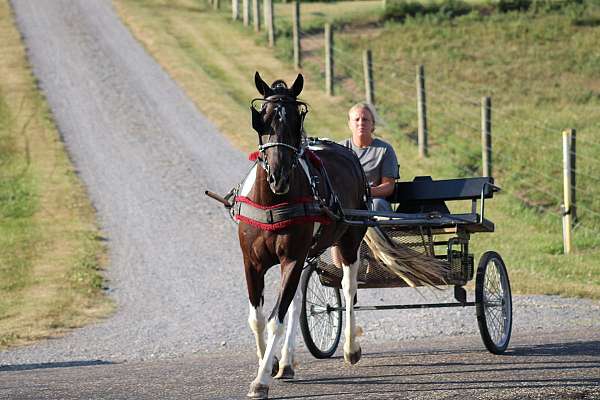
[{"left": 251, "top": 71, "right": 307, "bottom": 195}]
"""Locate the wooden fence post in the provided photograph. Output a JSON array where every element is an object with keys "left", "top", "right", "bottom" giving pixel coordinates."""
[
  {"left": 363, "top": 49, "right": 375, "bottom": 105},
  {"left": 325, "top": 23, "right": 333, "bottom": 96},
  {"left": 562, "top": 129, "right": 574, "bottom": 254},
  {"left": 481, "top": 96, "right": 492, "bottom": 177},
  {"left": 265, "top": 0, "right": 274, "bottom": 46},
  {"left": 232, "top": 0, "right": 239, "bottom": 20},
  {"left": 416, "top": 65, "right": 428, "bottom": 158},
  {"left": 293, "top": 0, "right": 301, "bottom": 69},
  {"left": 214, "top": 0, "right": 220, "bottom": 10},
  {"left": 253, "top": 0, "right": 260, "bottom": 32},
  {"left": 569, "top": 128, "right": 577, "bottom": 222},
  {"left": 243, "top": 0, "right": 249, "bottom": 26}
]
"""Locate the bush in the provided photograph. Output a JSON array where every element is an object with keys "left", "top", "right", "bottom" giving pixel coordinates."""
[
  {"left": 383, "top": 0, "right": 472, "bottom": 22},
  {"left": 496, "top": 0, "right": 587, "bottom": 13},
  {"left": 496, "top": 0, "right": 532, "bottom": 12},
  {"left": 383, "top": 1, "right": 426, "bottom": 21},
  {"left": 439, "top": 0, "right": 472, "bottom": 18},
  {"left": 530, "top": 0, "right": 585, "bottom": 13}
]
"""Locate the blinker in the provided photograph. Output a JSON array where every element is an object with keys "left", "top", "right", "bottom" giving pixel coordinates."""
[{"left": 251, "top": 106, "right": 264, "bottom": 134}]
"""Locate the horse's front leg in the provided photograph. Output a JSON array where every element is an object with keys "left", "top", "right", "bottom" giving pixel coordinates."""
[
  {"left": 336, "top": 246, "right": 362, "bottom": 365},
  {"left": 248, "top": 259, "right": 303, "bottom": 399},
  {"left": 244, "top": 259, "right": 274, "bottom": 370},
  {"left": 248, "top": 302, "right": 266, "bottom": 362},
  {"left": 275, "top": 283, "right": 301, "bottom": 380}
]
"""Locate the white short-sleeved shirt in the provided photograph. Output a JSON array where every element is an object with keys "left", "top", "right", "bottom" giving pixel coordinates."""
[{"left": 340, "top": 138, "right": 399, "bottom": 187}]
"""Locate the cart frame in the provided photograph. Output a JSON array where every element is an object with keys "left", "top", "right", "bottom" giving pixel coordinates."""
[{"left": 300, "top": 175, "right": 513, "bottom": 357}]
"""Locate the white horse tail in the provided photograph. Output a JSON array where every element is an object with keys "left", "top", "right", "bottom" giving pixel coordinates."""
[{"left": 363, "top": 226, "right": 450, "bottom": 288}]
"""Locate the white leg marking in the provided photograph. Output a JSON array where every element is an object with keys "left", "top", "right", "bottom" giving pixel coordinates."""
[
  {"left": 340, "top": 247, "right": 361, "bottom": 363},
  {"left": 280, "top": 285, "right": 302, "bottom": 368},
  {"left": 248, "top": 302, "right": 266, "bottom": 362},
  {"left": 254, "top": 318, "right": 284, "bottom": 386}
]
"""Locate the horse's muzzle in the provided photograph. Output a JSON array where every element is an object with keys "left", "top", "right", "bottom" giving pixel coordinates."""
[{"left": 269, "top": 172, "right": 290, "bottom": 195}]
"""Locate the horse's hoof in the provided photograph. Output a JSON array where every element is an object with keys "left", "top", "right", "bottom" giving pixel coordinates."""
[
  {"left": 344, "top": 346, "right": 362, "bottom": 365},
  {"left": 274, "top": 364, "right": 295, "bottom": 380},
  {"left": 247, "top": 382, "right": 269, "bottom": 399},
  {"left": 270, "top": 356, "right": 279, "bottom": 377}
]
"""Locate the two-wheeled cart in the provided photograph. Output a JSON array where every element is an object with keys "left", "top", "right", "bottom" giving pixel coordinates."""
[{"left": 300, "top": 176, "right": 512, "bottom": 358}]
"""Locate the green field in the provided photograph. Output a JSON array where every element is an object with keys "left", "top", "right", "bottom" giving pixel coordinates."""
[
  {"left": 0, "top": 2, "right": 112, "bottom": 349},
  {"left": 115, "top": 0, "right": 600, "bottom": 298}
]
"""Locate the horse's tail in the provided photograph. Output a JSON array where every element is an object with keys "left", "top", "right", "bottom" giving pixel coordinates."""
[{"left": 363, "top": 227, "right": 450, "bottom": 288}]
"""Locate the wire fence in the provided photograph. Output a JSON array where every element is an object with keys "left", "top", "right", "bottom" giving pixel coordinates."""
[{"left": 212, "top": 0, "right": 600, "bottom": 252}]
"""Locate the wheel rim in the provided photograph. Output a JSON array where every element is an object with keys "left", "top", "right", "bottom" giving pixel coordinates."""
[
  {"left": 483, "top": 258, "right": 512, "bottom": 348},
  {"left": 305, "top": 270, "right": 340, "bottom": 353}
]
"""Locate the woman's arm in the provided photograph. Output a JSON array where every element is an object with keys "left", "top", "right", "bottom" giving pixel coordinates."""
[{"left": 370, "top": 176, "right": 395, "bottom": 198}]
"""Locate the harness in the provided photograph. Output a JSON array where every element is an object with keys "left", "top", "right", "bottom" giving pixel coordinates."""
[
  {"left": 226, "top": 89, "right": 345, "bottom": 237},
  {"left": 231, "top": 146, "right": 340, "bottom": 232}
]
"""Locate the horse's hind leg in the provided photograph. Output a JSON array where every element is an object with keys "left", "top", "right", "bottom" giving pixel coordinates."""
[
  {"left": 275, "top": 284, "right": 301, "bottom": 380},
  {"left": 333, "top": 245, "right": 362, "bottom": 365}
]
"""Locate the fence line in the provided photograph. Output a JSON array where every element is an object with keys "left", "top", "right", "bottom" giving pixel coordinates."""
[
  {"left": 296, "top": 30, "right": 597, "bottom": 159},
  {"left": 213, "top": 0, "right": 597, "bottom": 167},
  {"left": 292, "top": 34, "right": 589, "bottom": 199},
  {"left": 291, "top": 48, "right": 576, "bottom": 205},
  {"left": 318, "top": 55, "right": 590, "bottom": 205},
  {"left": 215, "top": 4, "right": 600, "bottom": 252}
]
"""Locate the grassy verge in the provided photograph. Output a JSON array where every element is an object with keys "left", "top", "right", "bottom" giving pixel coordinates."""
[
  {"left": 113, "top": 0, "right": 600, "bottom": 299},
  {"left": 0, "top": 2, "right": 113, "bottom": 349}
]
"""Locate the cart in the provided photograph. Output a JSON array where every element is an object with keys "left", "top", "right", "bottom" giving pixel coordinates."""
[{"left": 300, "top": 176, "right": 512, "bottom": 358}]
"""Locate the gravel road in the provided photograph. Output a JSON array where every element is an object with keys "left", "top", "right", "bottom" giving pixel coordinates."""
[{"left": 3, "top": 0, "right": 600, "bottom": 370}]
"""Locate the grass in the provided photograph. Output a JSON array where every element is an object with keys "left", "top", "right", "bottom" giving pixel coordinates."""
[
  {"left": 274, "top": 0, "right": 383, "bottom": 30},
  {"left": 324, "top": 1, "right": 600, "bottom": 297},
  {"left": 113, "top": 0, "right": 600, "bottom": 299},
  {"left": 0, "top": 2, "right": 113, "bottom": 349}
]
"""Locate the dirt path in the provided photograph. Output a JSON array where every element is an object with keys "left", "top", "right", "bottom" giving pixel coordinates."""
[
  {"left": 2, "top": 0, "right": 599, "bottom": 372},
  {"left": 4, "top": 0, "right": 254, "bottom": 364}
]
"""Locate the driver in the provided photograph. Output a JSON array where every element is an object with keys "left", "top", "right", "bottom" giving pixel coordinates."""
[{"left": 340, "top": 103, "right": 399, "bottom": 211}]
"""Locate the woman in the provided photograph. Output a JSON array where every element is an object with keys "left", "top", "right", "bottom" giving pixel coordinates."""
[{"left": 341, "top": 103, "right": 399, "bottom": 211}]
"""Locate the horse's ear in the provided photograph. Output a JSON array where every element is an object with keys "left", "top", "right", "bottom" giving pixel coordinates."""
[
  {"left": 255, "top": 71, "right": 273, "bottom": 97},
  {"left": 290, "top": 74, "right": 304, "bottom": 98},
  {"left": 251, "top": 106, "right": 264, "bottom": 134}
]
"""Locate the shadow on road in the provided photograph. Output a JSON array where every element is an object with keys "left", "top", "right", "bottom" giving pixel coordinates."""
[
  {"left": 266, "top": 338, "right": 600, "bottom": 399},
  {"left": 509, "top": 340, "right": 600, "bottom": 357},
  {"left": 0, "top": 359, "right": 114, "bottom": 372}
]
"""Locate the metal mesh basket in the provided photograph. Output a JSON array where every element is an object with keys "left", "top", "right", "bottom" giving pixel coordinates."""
[
  {"left": 448, "top": 250, "right": 474, "bottom": 284},
  {"left": 316, "top": 227, "right": 447, "bottom": 289}
]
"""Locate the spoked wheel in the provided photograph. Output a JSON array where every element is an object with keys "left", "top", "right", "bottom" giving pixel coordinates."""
[
  {"left": 475, "top": 251, "right": 513, "bottom": 354},
  {"left": 299, "top": 263, "right": 342, "bottom": 359}
]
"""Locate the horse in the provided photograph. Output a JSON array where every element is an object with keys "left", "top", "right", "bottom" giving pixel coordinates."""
[{"left": 236, "top": 72, "right": 368, "bottom": 399}]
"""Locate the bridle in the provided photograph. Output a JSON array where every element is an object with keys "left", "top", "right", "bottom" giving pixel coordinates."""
[{"left": 251, "top": 93, "right": 309, "bottom": 177}]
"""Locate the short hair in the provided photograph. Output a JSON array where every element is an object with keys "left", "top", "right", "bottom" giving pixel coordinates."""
[{"left": 348, "top": 102, "right": 378, "bottom": 126}]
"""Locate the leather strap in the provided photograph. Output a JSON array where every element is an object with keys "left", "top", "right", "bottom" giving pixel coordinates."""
[{"left": 235, "top": 201, "right": 323, "bottom": 225}]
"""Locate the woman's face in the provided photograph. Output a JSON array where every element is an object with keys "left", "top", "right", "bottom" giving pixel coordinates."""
[{"left": 348, "top": 107, "right": 374, "bottom": 141}]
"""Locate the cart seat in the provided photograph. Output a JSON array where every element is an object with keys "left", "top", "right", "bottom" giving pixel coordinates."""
[{"left": 388, "top": 176, "right": 496, "bottom": 208}]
